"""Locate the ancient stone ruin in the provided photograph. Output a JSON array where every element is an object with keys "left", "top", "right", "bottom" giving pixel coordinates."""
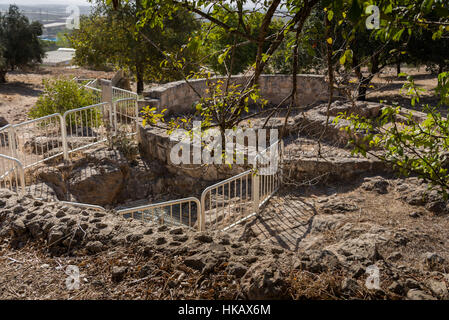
[{"left": 1, "top": 76, "right": 448, "bottom": 300}]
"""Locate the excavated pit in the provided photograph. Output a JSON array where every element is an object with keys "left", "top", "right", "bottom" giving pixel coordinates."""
[{"left": 20, "top": 100, "right": 419, "bottom": 218}]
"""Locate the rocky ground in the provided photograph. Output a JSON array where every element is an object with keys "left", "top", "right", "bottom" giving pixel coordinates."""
[
  {"left": 1, "top": 66, "right": 448, "bottom": 300},
  {"left": 0, "top": 172, "right": 448, "bottom": 300}
]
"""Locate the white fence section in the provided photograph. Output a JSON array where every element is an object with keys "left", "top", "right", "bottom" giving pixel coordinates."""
[
  {"left": 85, "top": 85, "right": 102, "bottom": 104},
  {"left": 0, "top": 154, "right": 25, "bottom": 194},
  {"left": 199, "top": 141, "right": 283, "bottom": 231},
  {"left": 117, "top": 197, "right": 201, "bottom": 229},
  {"left": 9, "top": 114, "right": 65, "bottom": 169},
  {"left": 255, "top": 140, "right": 283, "bottom": 207},
  {"left": 200, "top": 170, "right": 254, "bottom": 231},
  {"left": 1, "top": 78, "right": 283, "bottom": 233},
  {"left": 0, "top": 82, "right": 139, "bottom": 171},
  {"left": 112, "top": 86, "right": 138, "bottom": 102},
  {"left": 0, "top": 81, "right": 139, "bottom": 177},
  {"left": 63, "top": 102, "right": 112, "bottom": 158},
  {"left": 113, "top": 98, "right": 139, "bottom": 135},
  {"left": 60, "top": 201, "right": 105, "bottom": 211}
]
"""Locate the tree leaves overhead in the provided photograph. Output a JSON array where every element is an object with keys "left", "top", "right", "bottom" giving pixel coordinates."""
[{"left": 69, "top": 1, "right": 201, "bottom": 92}]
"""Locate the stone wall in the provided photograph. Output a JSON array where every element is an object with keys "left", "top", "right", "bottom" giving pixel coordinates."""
[
  {"left": 138, "top": 125, "right": 246, "bottom": 182},
  {"left": 142, "top": 74, "right": 328, "bottom": 114}
]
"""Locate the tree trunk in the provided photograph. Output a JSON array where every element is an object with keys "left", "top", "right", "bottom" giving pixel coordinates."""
[
  {"left": 396, "top": 62, "right": 401, "bottom": 76},
  {"left": 136, "top": 68, "right": 144, "bottom": 94},
  {"left": 439, "top": 64, "right": 444, "bottom": 75},
  {"left": 357, "top": 76, "right": 371, "bottom": 101},
  {"left": 356, "top": 53, "right": 380, "bottom": 101},
  {"left": 0, "top": 70, "right": 6, "bottom": 83}
]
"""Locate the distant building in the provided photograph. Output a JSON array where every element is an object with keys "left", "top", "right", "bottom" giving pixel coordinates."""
[{"left": 42, "top": 48, "right": 76, "bottom": 66}]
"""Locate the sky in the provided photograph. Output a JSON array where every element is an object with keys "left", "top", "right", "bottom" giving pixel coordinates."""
[{"left": 0, "top": 0, "right": 91, "bottom": 5}]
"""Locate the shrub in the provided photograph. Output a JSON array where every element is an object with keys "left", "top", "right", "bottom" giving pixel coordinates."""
[
  {"left": 29, "top": 78, "right": 98, "bottom": 118},
  {"left": 29, "top": 78, "right": 103, "bottom": 130}
]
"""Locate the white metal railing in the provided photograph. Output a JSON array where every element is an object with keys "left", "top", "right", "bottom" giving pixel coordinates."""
[
  {"left": 200, "top": 170, "right": 254, "bottom": 231},
  {"left": 0, "top": 124, "right": 11, "bottom": 157},
  {"left": 84, "top": 85, "right": 102, "bottom": 104},
  {"left": 112, "top": 86, "right": 138, "bottom": 102},
  {"left": 63, "top": 102, "right": 112, "bottom": 158},
  {"left": 0, "top": 154, "right": 25, "bottom": 194},
  {"left": 87, "top": 79, "right": 100, "bottom": 88},
  {"left": 0, "top": 84, "right": 138, "bottom": 166},
  {"left": 117, "top": 197, "right": 201, "bottom": 229},
  {"left": 10, "top": 114, "right": 65, "bottom": 169},
  {"left": 255, "top": 140, "right": 283, "bottom": 206},
  {"left": 1, "top": 80, "right": 282, "bottom": 232},
  {"left": 59, "top": 201, "right": 105, "bottom": 211},
  {"left": 113, "top": 97, "right": 139, "bottom": 135},
  {"left": 0, "top": 104, "right": 112, "bottom": 169},
  {"left": 199, "top": 140, "right": 283, "bottom": 231}
]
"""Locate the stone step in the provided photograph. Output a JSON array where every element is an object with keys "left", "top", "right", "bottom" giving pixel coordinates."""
[
  {"left": 138, "top": 99, "right": 160, "bottom": 111},
  {"left": 142, "top": 88, "right": 165, "bottom": 99}
]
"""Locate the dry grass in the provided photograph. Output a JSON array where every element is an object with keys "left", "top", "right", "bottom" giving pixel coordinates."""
[{"left": 0, "top": 241, "right": 244, "bottom": 300}]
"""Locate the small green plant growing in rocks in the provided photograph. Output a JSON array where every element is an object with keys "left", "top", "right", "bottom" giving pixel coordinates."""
[{"left": 106, "top": 129, "right": 139, "bottom": 165}]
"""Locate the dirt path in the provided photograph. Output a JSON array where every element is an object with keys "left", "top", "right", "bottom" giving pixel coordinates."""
[{"left": 368, "top": 66, "right": 444, "bottom": 112}]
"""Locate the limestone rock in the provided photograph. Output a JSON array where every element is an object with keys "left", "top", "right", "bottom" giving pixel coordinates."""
[
  {"left": 423, "top": 252, "right": 446, "bottom": 272},
  {"left": 406, "top": 289, "right": 436, "bottom": 300},
  {"left": 111, "top": 266, "right": 127, "bottom": 282},
  {"left": 310, "top": 214, "right": 346, "bottom": 233},
  {"left": 69, "top": 161, "right": 124, "bottom": 206},
  {"left": 242, "top": 262, "right": 289, "bottom": 299},
  {"left": 425, "top": 279, "right": 448, "bottom": 299},
  {"left": 362, "top": 176, "right": 389, "bottom": 194}
]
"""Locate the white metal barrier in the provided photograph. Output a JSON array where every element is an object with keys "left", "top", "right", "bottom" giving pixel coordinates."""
[
  {"left": 255, "top": 140, "right": 283, "bottom": 207},
  {"left": 199, "top": 140, "right": 283, "bottom": 231},
  {"left": 62, "top": 102, "right": 112, "bottom": 158},
  {"left": 113, "top": 98, "right": 139, "bottom": 135},
  {"left": 200, "top": 170, "right": 254, "bottom": 231},
  {"left": 74, "top": 78, "right": 99, "bottom": 88},
  {"left": 0, "top": 154, "right": 25, "bottom": 194},
  {"left": 0, "top": 124, "right": 11, "bottom": 156},
  {"left": 84, "top": 85, "right": 102, "bottom": 104},
  {"left": 10, "top": 114, "right": 65, "bottom": 169},
  {"left": 117, "top": 197, "right": 201, "bottom": 229},
  {"left": 112, "top": 86, "right": 138, "bottom": 102},
  {"left": 60, "top": 201, "right": 105, "bottom": 211}
]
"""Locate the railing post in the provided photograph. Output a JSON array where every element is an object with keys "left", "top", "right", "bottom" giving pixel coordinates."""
[
  {"left": 101, "top": 80, "right": 113, "bottom": 132},
  {"left": 199, "top": 194, "right": 206, "bottom": 232},
  {"left": 17, "top": 162, "right": 25, "bottom": 195},
  {"left": 8, "top": 126, "right": 18, "bottom": 159},
  {"left": 279, "top": 140, "right": 284, "bottom": 185},
  {"left": 60, "top": 115, "right": 69, "bottom": 161},
  {"left": 134, "top": 99, "right": 139, "bottom": 134},
  {"left": 252, "top": 171, "right": 260, "bottom": 214},
  {"left": 112, "top": 101, "right": 117, "bottom": 135}
]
